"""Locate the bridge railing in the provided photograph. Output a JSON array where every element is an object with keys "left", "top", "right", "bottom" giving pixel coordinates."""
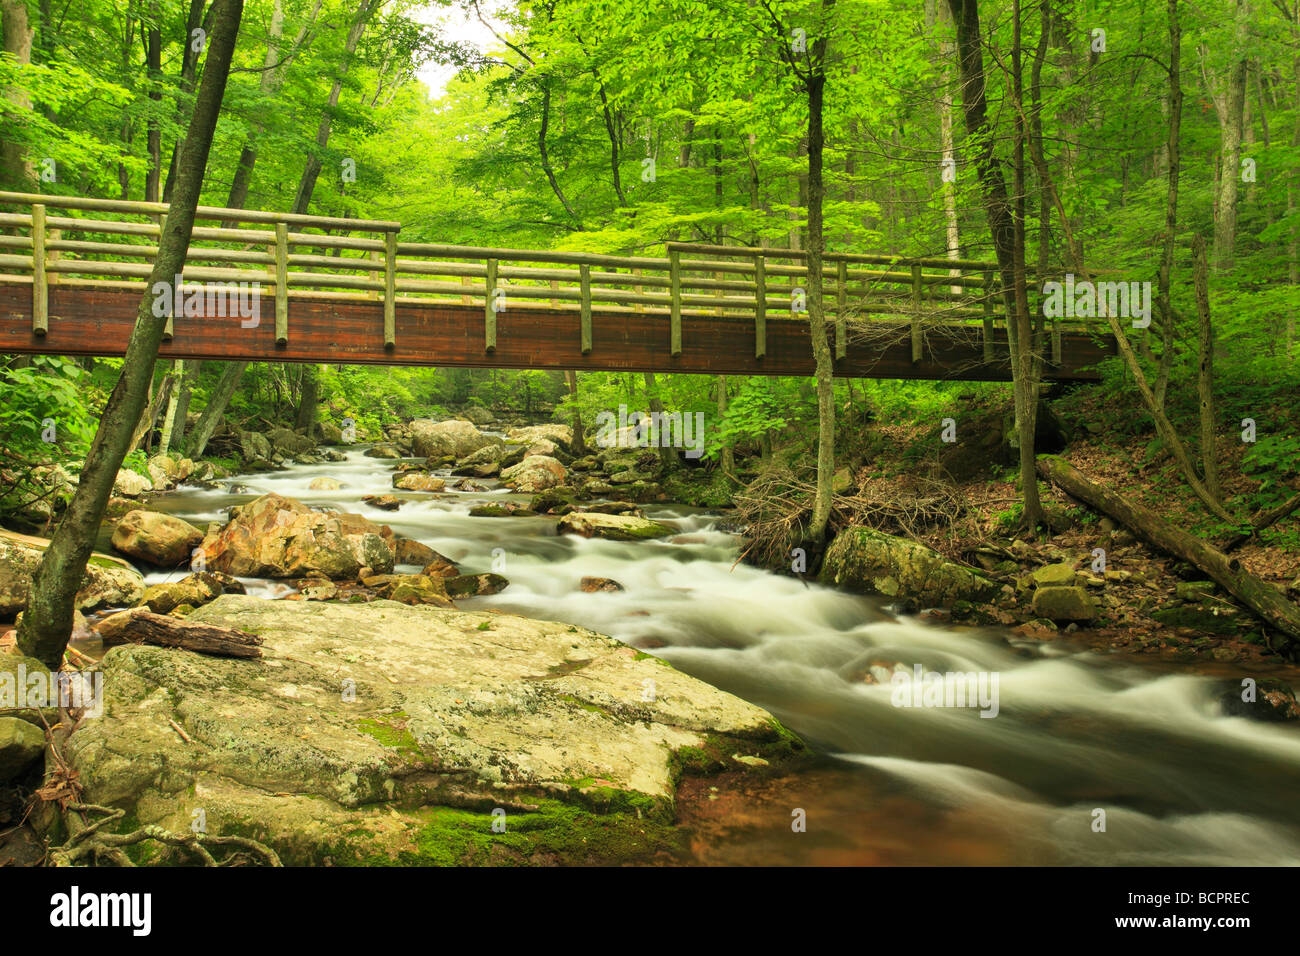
[{"left": 0, "top": 192, "right": 1066, "bottom": 363}]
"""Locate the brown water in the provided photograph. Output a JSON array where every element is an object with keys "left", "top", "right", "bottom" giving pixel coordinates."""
[{"left": 136, "top": 446, "right": 1300, "bottom": 866}]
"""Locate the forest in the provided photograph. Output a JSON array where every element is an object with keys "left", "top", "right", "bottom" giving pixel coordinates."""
[{"left": 0, "top": 0, "right": 1297, "bottom": 873}]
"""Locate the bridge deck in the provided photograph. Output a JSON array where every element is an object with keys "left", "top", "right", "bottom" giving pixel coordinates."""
[{"left": 0, "top": 192, "right": 1114, "bottom": 380}]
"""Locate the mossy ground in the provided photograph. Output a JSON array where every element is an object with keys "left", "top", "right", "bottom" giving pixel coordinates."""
[{"left": 369, "top": 800, "right": 687, "bottom": 866}]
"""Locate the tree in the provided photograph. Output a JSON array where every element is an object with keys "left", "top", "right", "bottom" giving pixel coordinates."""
[
  {"left": 947, "top": 0, "right": 1045, "bottom": 529},
  {"left": 18, "top": 0, "right": 246, "bottom": 667}
]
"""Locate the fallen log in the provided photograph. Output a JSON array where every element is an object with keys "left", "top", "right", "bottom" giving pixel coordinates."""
[
  {"left": 1036, "top": 455, "right": 1300, "bottom": 653},
  {"left": 1220, "top": 491, "right": 1300, "bottom": 553},
  {"left": 95, "top": 608, "right": 263, "bottom": 659}
]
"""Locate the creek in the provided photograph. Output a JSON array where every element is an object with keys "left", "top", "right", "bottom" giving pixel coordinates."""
[{"left": 125, "top": 445, "right": 1300, "bottom": 865}]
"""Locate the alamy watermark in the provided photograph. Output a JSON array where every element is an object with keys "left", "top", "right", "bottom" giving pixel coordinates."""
[
  {"left": 1041, "top": 274, "right": 1151, "bottom": 328},
  {"left": 151, "top": 274, "right": 261, "bottom": 328},
  {"left": 890, "top": 664, "right": 1000, "bottom": 718},
  {"left": 0, "top": 661, "right": 103, "bottom": 718},
  {"left": 594, "top": 404, "right": 705, "bottom": 459}
]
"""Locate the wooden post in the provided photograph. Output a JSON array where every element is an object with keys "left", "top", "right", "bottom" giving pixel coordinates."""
[
  {"left": 668, "top": 249, "right": 681, "bottom": 357},
  {"left": 31, "top": 203, "right": 47, "bottom": 335},
  {"left": 159, "top": 213, "right": 173, "bottom": 341},
  {"left": 484, "top": 257, "right": 498, "bottom": 351},
  {"left": 835, "top": 258, "right": 847, "bottom": 360},
  {"left": 383, "top": 231, "right": 396, "bottom": 349},
  {"left": 274, "top": 222, "right": 289, "bottom": 346},
  {"left": 754, "top": 255, "right": 767, "bottom": 360},
  {"left": 982, "top": 269, "right": 995, "bottom": 363},
  {"left": 910, "top": 263, "right": 923, "bottom": 363},
  {"left": 633, "top": 268, "right": 644, "bottom": 312},
  {"left": 579, "top": 263, "right": 592, "bottom": 354},
  {"left": 549, "top": 278, "right": 559, "bottom": 310}
]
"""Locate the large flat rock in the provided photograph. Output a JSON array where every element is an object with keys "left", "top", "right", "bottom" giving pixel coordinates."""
[{"left": 65, "top": 595, "right": 801, "bottom": 864}]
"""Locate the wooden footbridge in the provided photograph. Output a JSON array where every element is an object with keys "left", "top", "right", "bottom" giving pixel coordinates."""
[{"left": 0, "top": 193, "right": 1113, "bottom": 380}]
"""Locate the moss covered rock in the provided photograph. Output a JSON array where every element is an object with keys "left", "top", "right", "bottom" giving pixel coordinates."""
[
  {"left": 820, "top": 527, "right": 999, "bottom": 608},
  {"left": 557, "top": 512, "right": 674, "bottom": 541},
  {"left": 57, "top": 595, "right": 804, "bottom": 865},
  {"left": 0, "top": 541, "right": 144, "bottom": 618},
  {"left": 1031, "top": 585, "right": 1097, "bottom": 622}
]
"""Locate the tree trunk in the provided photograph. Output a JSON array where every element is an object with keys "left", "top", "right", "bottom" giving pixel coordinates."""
[
  {"left": 1221, "top": 492, "right": 1300, "bottom": 552},
  {"left": 144, "top": 2, "right": 162, "bottom": 202},
  {"left": 928, "top": 0, "right": 962, "bottom": 293},
  {"left": 947, "top": 0, "right": 1044, "bottom": 527},
  {"left": 0, "top": 0, "right": 36, "bottom": 186},
  {"left": 565, "top": 370, "right": 586, "bottom": 454},
  {"left": 1192, "top": 234, "right": 1220, "bottom": 500},
  {"left": 1206, "top": 0, "right": 1250, "bottom": 272},
  {"left": 1154, "top": 0, "right": 1183, "bottom": 410},
  {"left": 158, "top": 360, "right": 184, "bottom": 454},
  {"left": 18, "top": 0, "right": 245, "bottom": 668},
  {"left": 292, "top": 0, "right": 380, "bottom": 216},
  {"left": 803, "top": 5, "right": 836, "bottom": 545},
  {"left": 129, "top": 372, "right": 175, "bottom": 454},
  {"left": 1038, "top": 456, "right": 1300, "bottom": 653},
  {"left": 643, "top": 372, "right": 674, "bottom": 469},
  {"left": 715, "top": 375, "right": 734, "bottom": 476},
  {"left": 169, "top": 359, "right": 200, "bottom": 447},
  {"left": 294, "top": 364, "right": 320, "bottom": 432},
  {"left": 186, "top": 361, "right": 247, "bottom": 458}
]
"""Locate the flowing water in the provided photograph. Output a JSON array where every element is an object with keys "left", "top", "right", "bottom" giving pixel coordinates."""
[{"left": 127, "top": 446, "right": 1300, "bottom": 866}]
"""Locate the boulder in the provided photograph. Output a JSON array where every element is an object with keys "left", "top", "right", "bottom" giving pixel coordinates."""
[
  {"left": 1174, "top": 580, "right": 1218, "bottom": 603},
  {"left": 1030, "top": 585, "right": 1097, "bottom": 622},
  {"left": 507, "top": 424, "right": 572, "bottom": 451},
  {"left": 112, "top": 468, "right": 153, "bottom": 498},
  {"left": 460, "top": 405, "right": 494, "bottom": 426},
  {"left": 529, "top": 488, "right": 579, "bottom": 515},
  {"left": 0, "top": 655, "right": 58, "bottom": 726},
  {"left": 420, "top": 555, "right": 460, "bottom": 579},
  {"left": 445, "top": 573, "right": 510, "bottom": 597},
  {"left": 0, "top": 717, "right": 45, "bottom": 782},
  {"left": 137, "top": 572, "right": 227, "bottom": 614},
  {"left": 820, "top": 528, "right": 1000, "bottom": 608},
  {"left": 1031, "top": 562, "right": 1078, "bottom": 587},
  {"left": 362, "top": 494, "right": 402, "bottom": 511},
  {"left": 111, "top": 510, "right": 204, "bottom": 567},
  {"left": 239, "top": 430, "right": 273, "bottom": 464},
  {"left": 308, "top": 477, "right": 342, "bottom": 491},
  {"left": 580, "top": 577, "right": 624, "bottom": 593},
  {"left": 55, "top": 595, "right": 803, "bottom": 865},
  {"left": 365, "top": 574, "right": 455, "bottom": 608},
  {"left": 196, "top": 493, "right": 395, "bottom": 579},
  {"left": 0, "top": 541, "right": 145, "bottom": 617},
  {"left": 1217, "top": 679, "right": 1300, "bottom": 723},
  {"left": 469, "top": 502, "right": 536, "bottom": 517},
  {"left": 557, "top": 512, "right": 674, "bottom": 541},
  {"left": 500, "top": 455, "right": 567, "bottom": 493},
  {"left": 525, "top": 439, "right": 559, "bottom": 458},
  {"left": 410, "top": 419, "right": 499, "bottom": 460},
  {"left": 267, "top": 427, "right": 314, "bottom": 456},
  {"left": 392, "top": 473, "right": 446, "bottom": 493},
  {"left": 364, "top": 443, "right": 402, "bottom": 459},
  {"left": 394, "top": 539, "right": 440, "bottom": 566},
  {"left": 146, "top": 455, "right": 178, "bottom": 491},
  {"left": 1150, "top": 604, "right": 1241, "bottom": 635},
  {"left": 315, "top": 420, "right": 345, "bottom": 445}
]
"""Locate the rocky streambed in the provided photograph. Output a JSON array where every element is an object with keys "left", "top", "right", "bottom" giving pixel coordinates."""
[{"left": 3, "top": 416, "right": 1300, "bottom": 865}]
